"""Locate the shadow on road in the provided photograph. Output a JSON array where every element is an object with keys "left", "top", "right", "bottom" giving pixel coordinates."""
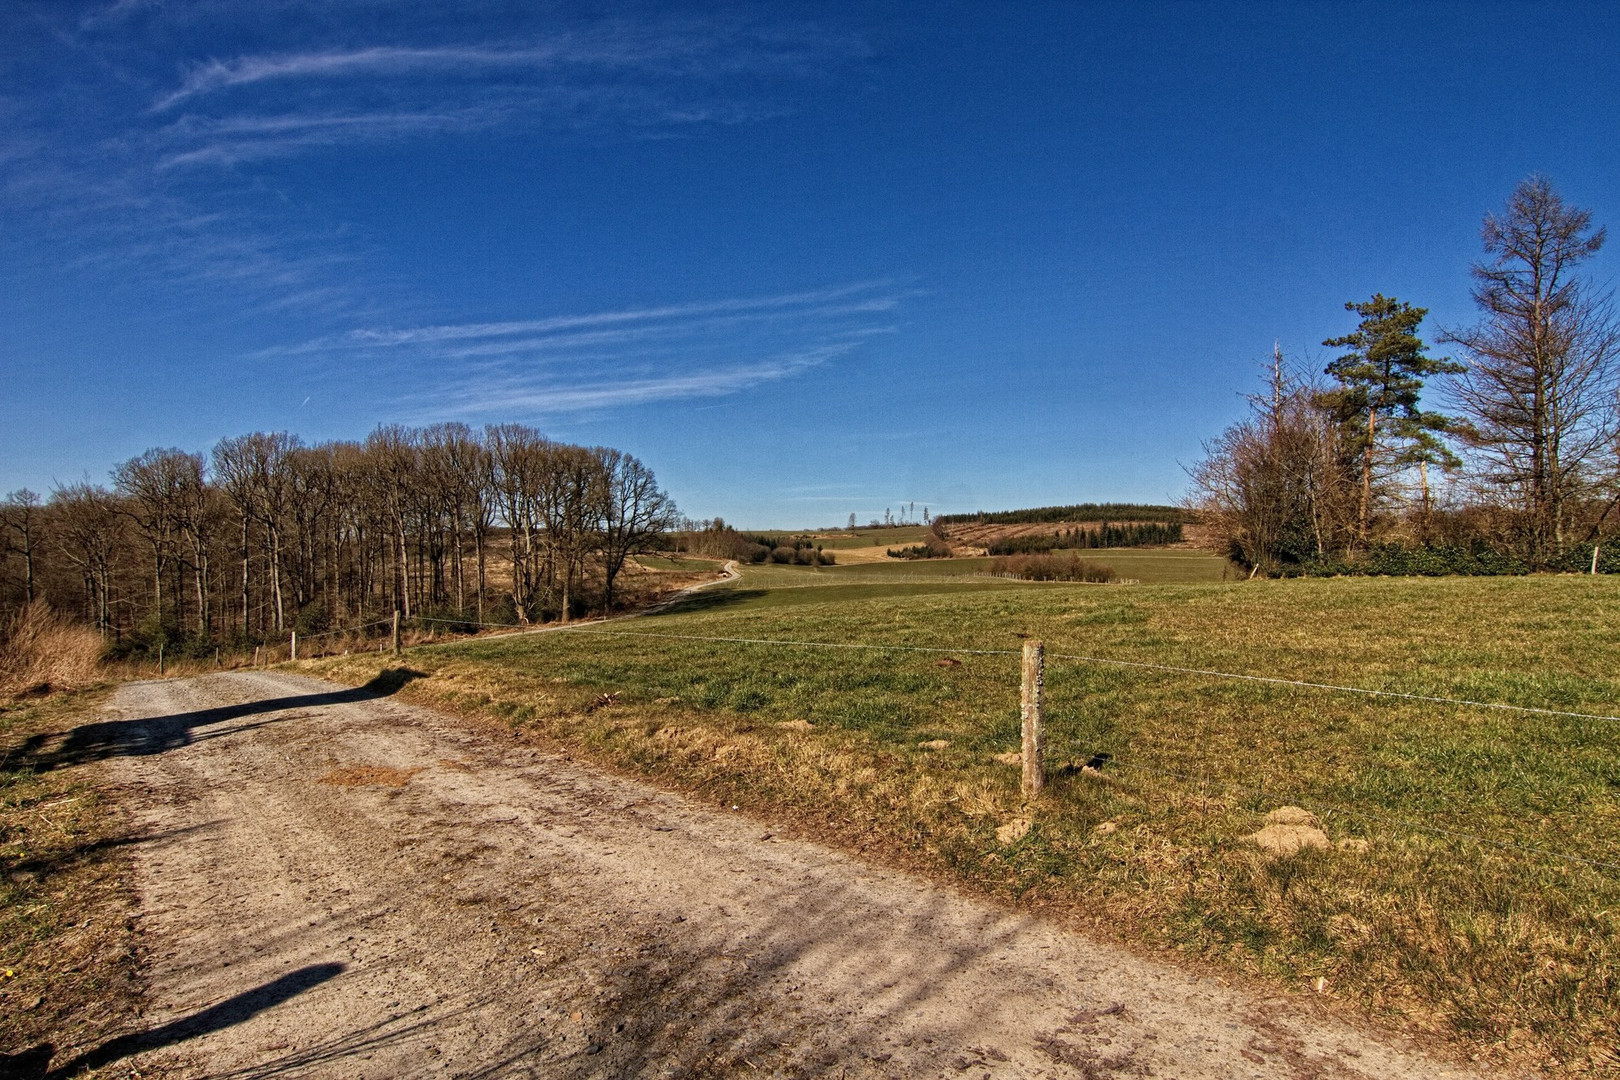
[
  {"left": 13, "top": 668, "right": 426, "bottom": 774},
  {"left": 28, "top": 963, "right": 346, "bottom": 1080}
]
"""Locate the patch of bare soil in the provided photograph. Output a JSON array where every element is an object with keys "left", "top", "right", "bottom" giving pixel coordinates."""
[
  {"left": 42, "top": 672, "right": 1512, "bottom": 1078},
  {"left": 320, "top": 765, "right": 424, "bottom": 787}
]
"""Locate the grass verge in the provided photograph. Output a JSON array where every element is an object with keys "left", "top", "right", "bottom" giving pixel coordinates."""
[
  {"left": 0, "top": 687, "right": 140, "bottom": 1073},
  {"left": 305, "top": 570, "right": 1620, "bottom": 1074}
]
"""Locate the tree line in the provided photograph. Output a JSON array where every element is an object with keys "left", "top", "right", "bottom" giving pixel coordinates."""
[
  {"left": 1191, "top": 176, "right": 1620, "bottom": 575},
  {"left": 670, "top": 520, "right": 836, "bottom": 566},
  {"left": 0, "top": 424, "right": 677, "bottom": 655},
  {"left": 986, "top": 522, "right": 1183, "bottom": 554},
  {"left": 935, "top": 503, "right": 1185, "bottom": 526}
]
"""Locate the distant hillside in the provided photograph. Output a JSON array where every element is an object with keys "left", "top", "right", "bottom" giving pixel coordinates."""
[{"left": 934, "top": 503, "right": 1185, "bottom": 526}]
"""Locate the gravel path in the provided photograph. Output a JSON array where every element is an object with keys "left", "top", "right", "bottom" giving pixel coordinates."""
[{"left": 78, "top": 670, "right": 1501, "bottom": 1078}]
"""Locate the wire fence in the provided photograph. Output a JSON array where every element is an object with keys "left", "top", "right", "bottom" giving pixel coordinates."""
[
  {"left": 267, "top": 607, "right": 1620, "bottom": 876},
  {"left": 545, "top": 626, "right": 1620, "bottom": 876}
]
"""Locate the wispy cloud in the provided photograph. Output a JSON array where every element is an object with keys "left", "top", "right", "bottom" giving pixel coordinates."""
[
  {"left": 146, "top": 21, "right": 864, "bottom": 168},
  {"left": 2, "top": 6, "right": 868, "bottom": 314},
  {"left": 293, "top": 282, "right": 903, "bottom": 420},
  {"left": 419, "top": 343, "right": 860, "bottom": 417},
  {"left": 153, "top": 45, "right": 577, "bottom": 111},
  {"left": 274, "top": 282, "right": 896, "bottom": 354}
]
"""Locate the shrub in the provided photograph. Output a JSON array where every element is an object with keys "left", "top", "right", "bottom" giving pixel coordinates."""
[
  {"left": 987, "top": 554, "right": 1117, "bottom": 582},
  {"left": 887, "top": 540, "right": 951, "bottom": 560},
  {"left": 1302, "top": 543, "right": 1534, "bottom": 577}
]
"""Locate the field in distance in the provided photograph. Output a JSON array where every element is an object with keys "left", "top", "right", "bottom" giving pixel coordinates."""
[
  {"left": 309, "top": 567, "right": 1620, "bottom": 1073},
  {"left": 667, "top": 549, "right": 1231, "bottom": 589}
]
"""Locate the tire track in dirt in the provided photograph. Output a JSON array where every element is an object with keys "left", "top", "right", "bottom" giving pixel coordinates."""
[{"left": 74, "top": 671, "right": 1505, "bottom": 1078}]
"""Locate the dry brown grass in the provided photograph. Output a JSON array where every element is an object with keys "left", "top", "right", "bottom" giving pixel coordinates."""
[
  {"left": 0, "top": 606, "right": 104, "bottom": 700},
  {"left": 1, "top": 688, "right": 141, "bottom": 1066}
]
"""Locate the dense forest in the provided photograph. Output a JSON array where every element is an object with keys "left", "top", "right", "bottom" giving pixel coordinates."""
[
  {"left": 1191, "top": 177, "right": 1620, "bottom": 576},
  {"left": 986, "top": 522, "right": 1183, "bottom": 554},
  {"left": 934, "top": 503, "right": 1184, "bottom": 526},
  {"left": 0, "top": 424, "right": 676, "bottom": 656}
]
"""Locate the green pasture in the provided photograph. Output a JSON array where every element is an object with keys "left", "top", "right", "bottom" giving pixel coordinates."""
[
  {"left": 314, "top": 571, "right": 1620, "bottom": 1069},
  {"left": 716, "top": 547, "right": 1229, "bottom": 589},
  {"left": 796, "top": 525, "right": 933, "bottom": 549}
]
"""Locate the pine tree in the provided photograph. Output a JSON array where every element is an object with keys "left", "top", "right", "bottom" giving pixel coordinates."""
[{"left": 1319, "top": 294, "right": 1461, "bottom": 543}]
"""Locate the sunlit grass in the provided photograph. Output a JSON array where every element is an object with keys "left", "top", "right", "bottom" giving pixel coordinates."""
[{"left": 309, "top": 571, "right": 1620, "bottom": 1070}]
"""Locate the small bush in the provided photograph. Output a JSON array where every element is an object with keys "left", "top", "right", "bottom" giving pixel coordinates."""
[
  {"left": 294, "top": 602, "right": 330, "bottom": 636},
  {"left": 887, "top": 540, "right": 951, "bottom": 560},
  {"left": 1302, "top": 543, "right": 1534, "bottom": 578}
]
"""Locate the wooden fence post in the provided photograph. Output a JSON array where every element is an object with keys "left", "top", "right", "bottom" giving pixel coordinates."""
[
  {"left": 1593, "top": 545, "right": 1601, "bottom": 575},
  {"left": 392, "top": 610, "right": 402, "bottom": 656},
  {"left": 290, "top": 631, "right": 298, "bottom": 661},
  {"left": 157, "top": 641, "right": 165, "bottom": 677},
  {"left": 1021, "top": 639, "right": 1045, "bottom": 796}
]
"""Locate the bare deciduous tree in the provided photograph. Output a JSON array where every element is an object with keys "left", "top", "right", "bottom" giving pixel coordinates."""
[
  {"left": 1445, "top": 176, "right": 1620, "bottom": 562},
  {"left": 1189, "top": 348, "right": 1350, "bottom": 574},
  {"left": 596, "top": 447, "right": 676, "bottom": 611},
  {"left": 50, "top": 483, "right": 123, "bottom": 635},
  {"left": 2, "top": 489, "right": 42, "bottom": 604}
]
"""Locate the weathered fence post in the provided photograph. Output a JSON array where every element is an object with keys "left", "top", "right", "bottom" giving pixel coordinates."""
[
  {"left": 1593, "top": 545, "right": 1601, "bottom": 575},
  {"left": 157, "top": 641, "right": 165, "bottom": 677},
  {"left": 290, "top": 630, "right": 298, "bottom": 661},
  {"left": 1021, "top": 639, "right": 1045, "bottom": 796},
  {"left": 253, "top": 644, "right": 261, "bottom": 667},
  {"left": 392, "top": 610, "right": 402, "bottom": 656}
]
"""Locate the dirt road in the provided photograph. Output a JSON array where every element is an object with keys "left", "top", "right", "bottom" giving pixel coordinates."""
[{"left": 61, "top": 671, "right": 1502, "bottom": 1078}]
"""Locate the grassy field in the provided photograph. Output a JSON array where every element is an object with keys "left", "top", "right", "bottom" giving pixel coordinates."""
[
  {"left": 309, "top": 567, "right": 1620, "bottom": 1073},
  {"left": 798, "top": 525, "right": 934, "bottom": 550},
  {"left": 706, "top": 547, "right": 1229, "bottom": 588}
]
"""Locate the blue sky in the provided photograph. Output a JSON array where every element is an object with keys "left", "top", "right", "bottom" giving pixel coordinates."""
[{"left": 3, "top": 1, "right": 1617, "bottom": 527}]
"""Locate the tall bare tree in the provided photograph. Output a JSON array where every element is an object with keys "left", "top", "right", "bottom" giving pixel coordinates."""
[
  {"left": 2, "top": 489, "right": 42, "bottom": 604},
  {"left": 596, "top": 448, "right": 676, "bottom": 610},
  {"left": 113, "top": 448, "right": 200, "bottom": 630},
  {"left": 1445, "top": 176, "right": 1620, "bottom": 561},
  {"left": 50, "top": 483, "right": 123, "bottom": 635},
  {"left": 213, "top": 432, "right": 300, "bottom": 632},
  {"left": 486, "top": 423, "right": 549, "bottom": 621}
]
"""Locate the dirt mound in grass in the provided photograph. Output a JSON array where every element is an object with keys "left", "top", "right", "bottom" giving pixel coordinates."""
[{"left": 1245, "top": 806, "right": 1330, "bottom": 856}]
